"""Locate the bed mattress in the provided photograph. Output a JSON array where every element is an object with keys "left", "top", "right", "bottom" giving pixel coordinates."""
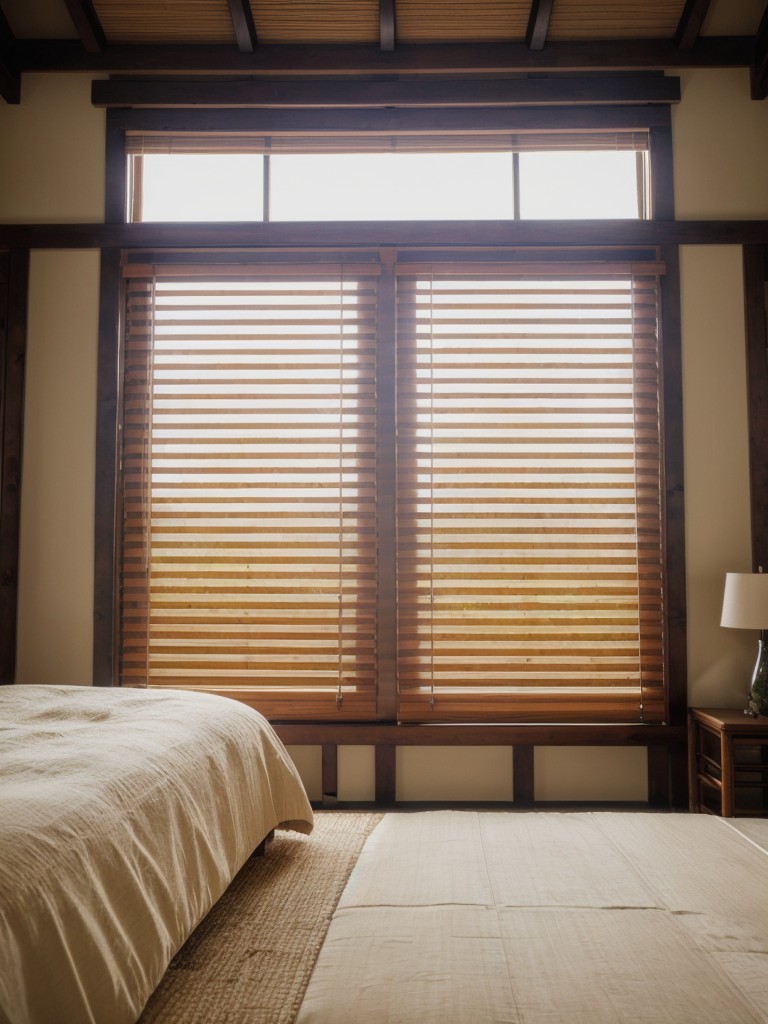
[
  {"left": 298, "top": 810, "right": 768, "bottom": 1023},
  {"left": 0, "top": 684, "right": 313, "bottom": 1024}
]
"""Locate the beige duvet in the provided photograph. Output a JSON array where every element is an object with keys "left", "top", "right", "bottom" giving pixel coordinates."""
[
  {"left": 299, "top": 810, "right": 768, "bottom": 1024},
  {"left": 0, "top": 685, "right": 313, "bottom": 1024}
]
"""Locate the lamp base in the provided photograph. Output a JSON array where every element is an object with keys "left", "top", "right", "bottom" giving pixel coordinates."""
[{"left": 745, "top": 637, "right": 768, "bottom": 717}]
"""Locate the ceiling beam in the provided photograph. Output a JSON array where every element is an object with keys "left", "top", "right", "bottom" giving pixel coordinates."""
[
  {"left": 91, "top": 74, "right": 681, "bottom": 109},
  {"left": 62, "top": 0, "right": 107, "bottom": 53},
  {"left": 673, "top": 0, "right": 712, "bottom": 50},
  {"left": 0, "top": 7, "right": 20, "bottom": 104},
  {"left": 226, "top": 0, "right": 258, "bottom": 53},
  {"left": 107, "top": 104, "right": 671, "bottom": 134},
  {"left": 752, "top": 2, "right": 768, "bottom": 99},
  {"left": 0, "top": 56, "right": 19, "bottom": 104},
  {"left": 17, "top": 37, "right": 753, "bottom": 75},
  {"left": 526, "top": 0, "right": 555, "bottom": 51},
  {"left": 4, "top": 219, "right": 768, "bottom": 250},
  {"left": 380, "top": 0, "right": 396, "bottom": 52}
]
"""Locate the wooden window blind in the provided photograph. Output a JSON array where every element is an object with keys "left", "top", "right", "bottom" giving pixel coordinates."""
[
  {"left": 119, "top": 266, "right": 379, "bottom": 720},
  {"left": 125, "top": 131, "right": 649, "bottom": 155},
  {"left": 395, "top": 263, "right": 665, "bottom": 724},
  {"left": 119, "top": 254, "right": 666, "bottom": 725}
]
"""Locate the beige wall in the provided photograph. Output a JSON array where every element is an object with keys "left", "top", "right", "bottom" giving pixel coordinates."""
[
  {"left": 2, "top": 69, "right": 766, "bottom": 800},
  {"left": 672, "top": 68, "right": 768, "bottom": 712},
  {"left": 0, "top": 75, "right": 104, "bottom": 223},
  {"left": 16, "top": 250, "right": 100, "bottom": 684},
  {"left": 679, "top": 245, "right": 755, "bottom": 708},
  {"left": 673, "top": 69, "right": 768, "bottom": 219}
]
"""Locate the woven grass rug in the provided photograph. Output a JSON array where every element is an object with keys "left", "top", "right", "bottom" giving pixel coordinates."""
[{"left": 138, "top": 812, "right": 382, "bottom": 1024}]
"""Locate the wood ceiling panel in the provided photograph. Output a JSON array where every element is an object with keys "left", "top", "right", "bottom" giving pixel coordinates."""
[
  {"left": 396, "top": 0, "right": 531, "bottom": 43},
  {"left": 248, "top": 1, "right": 380, "bottom": 44},
  {"left": 1, "top": 0, "right": 79, "bottom": 39},
  {"left": 701, "top": 0, "right": 766, "bottom": 37},
  {"left": 548, "top": 0, "right": 687, "bottom": 40},
  {"left": 92, "top": 0, "right": 236, "bottom": 44}
]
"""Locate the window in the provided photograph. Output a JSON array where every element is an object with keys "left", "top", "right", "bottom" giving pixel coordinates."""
[
  {"left": 395, "top": 265, "right": 664, "bottom": 723},
  {"left": 126, "top": 131, "right": 650, "bottom": 222},
  {"left": 118, "top": 252, "right": 666, "bottom": 724},
  {"left": 120, "top": 266, "right": 379, "bottom": 719},
  {"left": 138, "top": 155, "right": 265, "bottom": 221},
  {"left": 268, "top": 152, "right": 516, "bottom": 221}
]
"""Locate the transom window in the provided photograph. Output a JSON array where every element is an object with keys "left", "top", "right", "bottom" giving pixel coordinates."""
[{"left": 126, "top": 131, "right": 650, "bottom": 222}]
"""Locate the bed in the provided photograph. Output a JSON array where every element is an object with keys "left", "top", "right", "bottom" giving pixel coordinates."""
[
  {"left": 0, "top": 684, "right": 313, "bottom": 1024},
  {"left": 297, "top": 810, "right": 768, "bottom": 1024}
]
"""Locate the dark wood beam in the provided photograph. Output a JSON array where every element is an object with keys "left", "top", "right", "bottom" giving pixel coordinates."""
[
  {"left": 0, "top": 250, "right": 28, "bottom": 684},
  {"left": 743, "top": 246, "right": 768, "bottom": 569},
  {"left": 15, "top": 37, "right": 754, "bottom": 75},
  {"left": 375, "top": 254, "right": 398, "bottom": 720},
  {"left": 649, "top": 124, "right": 675, "bottom": 220},
  {"left": 752, "top": 2, "right": 768, "bottom": 99},
  {"left": 4, "top": 218, "right": 768, "bottom": 250},
  {"left": 0, "top": 6, "right": 14, "bottom": 51},
  {"left": 92, "top": 249, "right": 122, "bottom": 687},
  {"left": 62, "top": 0, "right": 106, "bottom": 53},
  {"left": 107, "top": 103, "right": 672, "bottom": 135},
  {"left": 321, "top": 743, "right": 338, "bottom": 805},
  {"left": 272, "top": 722, "right": 686, "bottom": 746},
  {"left": 526, "top": 0, "right": 554, "bottom": 51},
  {"left": 657, "top": 244, "right": 687, "bottom": 733},
  {"left": 0, "top": 8, "right": 20, "bottom": 104},
  {"left": 226, "top": 0, "right": 258, "bottom": 53},
  {"left": 379, "top": 0, "right": 396, "bottom": 51},
  {"left": 374, "top": 744, "right": 396, "bottom": 803},
  {"left": 673, "top": 0, "right": 712, "bottom": 50},
  {"left": 91, "top": 73, "right": 681, "bottom": 108},
  {"left": 0, "top": 53, "right": 19, "bottom": 104},
  {"left": 512, "top": 746, "right": 534, "bottom": 804}
]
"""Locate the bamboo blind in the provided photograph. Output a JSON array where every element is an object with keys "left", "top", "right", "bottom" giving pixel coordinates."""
[
  {"left": 125, "top": 131, "right": 649, "bottom": 156},
  {"left": 395, "top": 0, "right": 530, "bottom": 43},
  {"left": 548, "top": 0, "right": 686, "bottom": 40},
  {"left": 94, "top": 0, "right": 689, "bottom": 46},
  {"left": 246, "top": 0, "right": 379, "bottom": 43},
  {"left": 93, "top": 0, "right": 235, "bottom": 44},
  {"left": 119, "top": 256, "right": 665, "bottom": 724},
  {"left": 395, "top": 265, "right": 665, "bottom": 723},
  {"left": 120, "top": 267, "right": 379, "bottom": 719}
]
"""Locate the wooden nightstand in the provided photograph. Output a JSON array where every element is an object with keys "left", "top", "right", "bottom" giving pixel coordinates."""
[{"left": 689, "top": 707, "right": 768, "bottom": 816}]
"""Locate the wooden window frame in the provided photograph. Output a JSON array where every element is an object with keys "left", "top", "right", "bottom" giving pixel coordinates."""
[
  {"left": 115, "top": 249, "right": 668, "bottom": 728},
  {"left": 118, "top": 261, "right": 382, "bottom": 719},
  {"left": 743, "top": 245, "right": 768, "bottom": 574},
  {"left": 0, "top": 249, "right": 28, "bottom": 685},
  {"left": 124, "top": 129, "right": 651, "bottom": 225},
  {"left": 393, "top": 258, "right": 667, "bottom": 725},
  {"left": 92, "top": 102, "right": 688, "bottom": 805}
]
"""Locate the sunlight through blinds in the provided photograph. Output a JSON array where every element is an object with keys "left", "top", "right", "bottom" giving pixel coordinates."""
[
  {"left": 120, "top": 267, "right": 379, "bottom": 719},
  {"left": 395, "top": 265, "right": 665, "bottom": 723}
]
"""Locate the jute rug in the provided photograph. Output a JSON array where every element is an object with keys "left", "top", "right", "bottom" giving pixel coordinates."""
[{"left": 138, "top": 811, "right": 383, "bottom": 1024}]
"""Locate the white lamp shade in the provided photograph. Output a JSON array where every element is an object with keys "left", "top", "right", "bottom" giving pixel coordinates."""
[{"left": 721, "top": 572, "right": 768, "bottom": 631}]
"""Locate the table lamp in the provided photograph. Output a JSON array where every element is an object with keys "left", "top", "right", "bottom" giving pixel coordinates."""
[{"left": 721, "top": 571, "right": 768, "bottom": 716}]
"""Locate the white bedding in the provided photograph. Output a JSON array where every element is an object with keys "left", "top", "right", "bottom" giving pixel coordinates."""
[
  {"left": 298, "top": 811, "right": 768, "bottom": 1024},
  {"left": 0, "top": 685, "right": 313, "bottom": 1024}
]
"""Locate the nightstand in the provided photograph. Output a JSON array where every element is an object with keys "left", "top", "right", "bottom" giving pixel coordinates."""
[{"left": 689, "top": 707, "right": 768, "bottom": 816}]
